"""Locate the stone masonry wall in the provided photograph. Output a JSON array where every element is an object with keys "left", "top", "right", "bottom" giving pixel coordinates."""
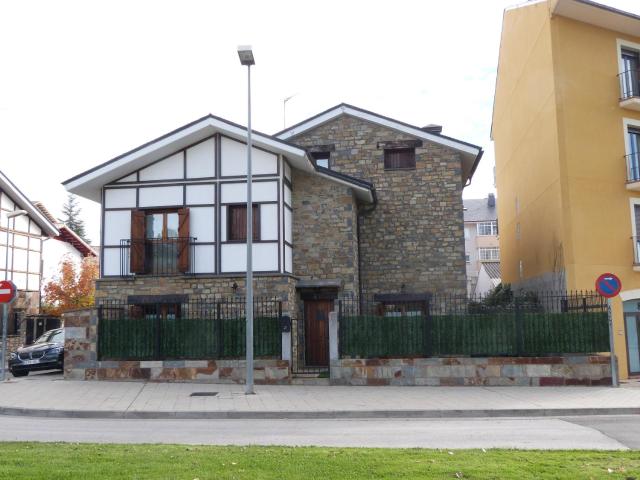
[
  {"left": 291, "top": 170, "right": 359, "bottom": 295},
  {"left": 290, "top": 115, "right": 466, "bottom": 296},
  {"left": 331, "top": 356, "right": 613, "bottom": 386},
  {"left": 62, "top": 308, "right": 290, "bottom": 384}
]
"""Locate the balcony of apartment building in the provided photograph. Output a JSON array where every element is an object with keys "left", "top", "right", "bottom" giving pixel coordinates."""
[{"left": 619, "top": 67, "right": 640, "bottom": 111}]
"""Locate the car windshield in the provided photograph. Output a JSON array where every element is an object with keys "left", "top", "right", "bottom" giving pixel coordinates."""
[{"left": 34, "top": 331, "right": 64, "bottom": 344}]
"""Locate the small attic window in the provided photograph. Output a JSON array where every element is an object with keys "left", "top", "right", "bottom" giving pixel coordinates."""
[
  {"left": 384, "top": 148, "right": 415, "bottom": 170},
  {"left": 311, "top": 151, "right": 330, "bottom": 169}
]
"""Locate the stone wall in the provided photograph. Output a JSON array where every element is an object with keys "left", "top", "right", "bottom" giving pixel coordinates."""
[
  {"left": 62, "top": 308, "right": 290, "bottom": 384},
  {"left": 291, "top": 170, "right": 358, "bottom": 294},
  {"left": 289, "top": 114, "right": 466, "bottom": 296},
  {"left": 330, "top": 356, "right": 612, "bottom": 386}
]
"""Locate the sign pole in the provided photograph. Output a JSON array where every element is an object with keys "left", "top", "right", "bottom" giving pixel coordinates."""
[
  {"left": 607, "top": 298, "right": 619, "bottom": 388},
  {"left": 1, "top": 303, "right": 7, "bottom": 382}
]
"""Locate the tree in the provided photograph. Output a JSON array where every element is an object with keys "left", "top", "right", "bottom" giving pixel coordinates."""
[
  {"left": 43, "top": 256, "right": 99, "bottom": 316},
  {"left": 62, "top": 193, "right": 90, "bottom": 243}
]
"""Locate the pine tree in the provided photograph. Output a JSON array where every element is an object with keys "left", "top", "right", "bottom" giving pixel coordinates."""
[{"left": 62, "top": 193, "right": 90, "bottom": 243}]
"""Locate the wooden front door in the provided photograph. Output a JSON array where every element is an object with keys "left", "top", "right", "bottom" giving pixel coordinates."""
[{"left": 304, "top": 299, "right": 331, "bottom": 367}]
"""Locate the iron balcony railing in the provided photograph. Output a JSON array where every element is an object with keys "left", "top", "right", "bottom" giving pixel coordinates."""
[
  {"left": 626, "top": 153, "right": 640, "bottom": 183},
  {"left": 119, "top": 237, "right": 197, "bottom": 277},
  {"left": 619, "top": 69, "right": 640, "bottom": 100},
  {"left": 632, "top": 236, "right": 640, "bottom": 265}
]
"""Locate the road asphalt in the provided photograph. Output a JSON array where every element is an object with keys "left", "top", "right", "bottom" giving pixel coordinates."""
[{"left": 0, "top": 415, "right": 637, "bottom": 449}]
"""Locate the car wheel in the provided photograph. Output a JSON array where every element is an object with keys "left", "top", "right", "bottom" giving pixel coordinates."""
[{"left": 11, "top": 370, "right": 28, "bottom": 377}]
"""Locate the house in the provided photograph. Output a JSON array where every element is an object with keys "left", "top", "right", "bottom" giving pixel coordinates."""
[
  {"left": 0, "top": 170, "right": 59, "bottom": 346},
  {"left": 492, "top": 0, "right": 640, "bottom": 379},
  {"left": 63, "top": 104, "right": 483, "bottom": 377},
  {"left": 32, "top": 201, "right": 97, "bottom": 288},
  {"left": 463, "top": 194, "right": 500, "bottom": 295}
]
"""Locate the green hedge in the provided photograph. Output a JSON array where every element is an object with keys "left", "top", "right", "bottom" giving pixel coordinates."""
[
  {"left": 98, "top": 316, "right": 281, "bottom": 361},
  {"left": 340, "top": 312, "right": 609, "bottom": 358}
]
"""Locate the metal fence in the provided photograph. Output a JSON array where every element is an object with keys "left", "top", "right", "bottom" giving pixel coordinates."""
[
  {"left": 97, "top": 297, "right": 282, "bottom": 361},
  {"left": 339, "top": 291, "right": 609, "bottom": 358}
]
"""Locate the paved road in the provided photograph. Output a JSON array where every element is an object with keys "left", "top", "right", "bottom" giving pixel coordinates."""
[{"left": 0, "top": 415, "right": 637, "bottom": 449}]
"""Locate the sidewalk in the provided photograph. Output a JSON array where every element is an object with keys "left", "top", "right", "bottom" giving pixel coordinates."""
[{"left": 1, "top": 375, "right": 640, "bottom": 419}]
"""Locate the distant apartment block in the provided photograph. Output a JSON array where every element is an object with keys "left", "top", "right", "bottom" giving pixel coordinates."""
[{"left": 464, "top": 194, "right": 500, "bottom": 296}]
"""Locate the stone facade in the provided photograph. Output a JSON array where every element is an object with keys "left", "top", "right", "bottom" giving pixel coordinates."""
[
  {"left": 62, "top": 308, "right": 290, "bottom": 384},
  {"left": 289, "top": 114, "right": 466, "bottom": 296},
  {"left": 291, "top": 170, "right": 359, "bottom": 295},
  {"left": 331, "top": 356, "right": 613, "bottom": 386}
]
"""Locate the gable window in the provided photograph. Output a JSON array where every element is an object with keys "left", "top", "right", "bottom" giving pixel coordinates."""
[
  {"left": 384, "top": 148, "right": 415, "bottom": 170},
  {"left": 311, "top": 152, "right": 330, "bottom": 169},
  {"left": 477, "top": 221, "right": 498, "bottom": 236},
  {"left": 228, "top": 204, "right": 260, "bottom": 242},
  {"left": 621, "top": 48, "right": 640, "bottom": 100},
  {"left": 130, "top": 208, "right": 190, "bottom": 275},
  {"left": 479, "top": 247, "right": 500, "bottom": 261}
]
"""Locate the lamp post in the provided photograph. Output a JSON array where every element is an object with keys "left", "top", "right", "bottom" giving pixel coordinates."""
[
  {"left": 238, "top": 45, "right": 255, "bottom": 395},
  {"left": 2, "top": 209, "right": 27, "bottom": 382}
]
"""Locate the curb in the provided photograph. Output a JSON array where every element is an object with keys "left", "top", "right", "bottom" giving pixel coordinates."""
[{"left": 1, "top": 406, "right": 639, "bottom": 420}]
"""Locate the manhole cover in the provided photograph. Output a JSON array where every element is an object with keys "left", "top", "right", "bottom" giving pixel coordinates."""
[{"left": 190, "top": 392, "right": 218, "bottom": 397}]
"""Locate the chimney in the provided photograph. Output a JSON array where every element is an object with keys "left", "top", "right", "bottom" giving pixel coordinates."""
[
  {"left": 421, "top": 124, "right": 442, "bottom": 134},
  {"left": 487, "top": 193, "right": 496, "bottom": 207}
]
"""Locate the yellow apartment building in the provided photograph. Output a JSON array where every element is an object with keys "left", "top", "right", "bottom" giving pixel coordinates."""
[{"left": 492, "top": 0, "right": 640, "bottom": 379}]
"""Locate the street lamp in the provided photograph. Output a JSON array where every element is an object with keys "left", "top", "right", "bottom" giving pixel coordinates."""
[
  {"left": 238, "top": 45, "right": 255, "bottom": 395},
  {"left": 2, "top": 209, "right": 27, "bottom": 382}
]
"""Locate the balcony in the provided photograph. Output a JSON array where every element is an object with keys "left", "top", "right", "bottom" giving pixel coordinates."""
[
  {"left": 119, "top": 237, "right": 196, "bottom": 277},
  {"left": 618, "top": 69, "right": 640, "bottom": 111},
  {"left": 632, "top": 237, "right": 640, "bottom": 272},
  {"left": 626, "top": 153, "right": 640, "bottom": 191}
]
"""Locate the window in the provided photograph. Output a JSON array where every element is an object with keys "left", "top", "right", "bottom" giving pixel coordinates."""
[
  {"left": 384, "top": 148, "right": 415, "bottom": 170},
  {"left": 519, "top": 260, "right": 524, "bottom": 279},
  {"left": 516, "top": 222, "right": 521, "bottom": 240},
  {"left": 465, "top": 253, "right": 470, "bottom": 263},
  {"left": 479, "top": 247, "right": 500, "bottom": 261},
  {"left": 628, "top": 127, "right": 640, "bottom": 182},
  {"left": 464, "top": 228, "right": 470, "bottom": 240},
  {"left": 477, "top": 221, "right": 498, "bottom": 236},
  {"left": 228, "top": 204, "right": 260, "bottom": 242},
  {"left": 311, "top": 151, "right": 330, "bottom": 169},
  {"left": 621, "top": 48, "right": 640, "bottom": 99}
]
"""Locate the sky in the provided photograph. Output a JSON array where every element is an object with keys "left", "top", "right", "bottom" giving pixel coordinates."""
[{"left": 1, "top": 0, "right": 639, "bottom": 244}]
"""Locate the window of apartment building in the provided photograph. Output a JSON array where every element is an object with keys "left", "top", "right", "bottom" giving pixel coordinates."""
[
  {"left": 621, "top": 48, "right": 640, "bottom": 99},
  {"left": 464, "top": 228, "right": 470, "bottom": 240},
  {"left": 384, "top": 148, "right": 415, "bottom": 170},
  {"left": 516, "top": 222, "right": 521, "bottom": 240},
  {"left": 476, "top": 221, "right": 498, "bottom": 236},
  {"left": 228, "top": 204, "right": 260, "bottom": 242},
  {"left": 311, "top": 151, "right": 331, "bottom": 169},
  {"left": 519, "top": 260, "right": 524, "bottom": 279},
  {"left": 465, "top": 253, "right": 470, "bottom": 263},
  {"left": 628, "top": 127, "right": 640, "bottom": 182},
  {"left": 479, "top": 247, "right": 500, "bottom": 261}
]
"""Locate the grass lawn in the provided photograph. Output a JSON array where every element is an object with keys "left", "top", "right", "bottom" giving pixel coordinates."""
[{"left": 0, "top": 443, "right": 639, "bottom": 479}]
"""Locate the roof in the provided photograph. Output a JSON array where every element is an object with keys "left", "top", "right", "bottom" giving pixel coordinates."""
[
  {"left": 63, "top": 113, "right": 375, "bottom": 205},
  {"left": 32, "top": 201, "right": 97, "bottom": 258},
  {"left": 0, "top": 170, "right": 59, "bottom": 237},
  {"left": 551, "top": 0, "right": 640, "bottom": 36},
  {"left": 275, "top": 103, "right": 484, "bottom": 185},
  {"left": 463, "top": 198, "right": 498, "bottom": 223},
  {"left": 481, "top": 262, "right": 501, "bottom": 280}
]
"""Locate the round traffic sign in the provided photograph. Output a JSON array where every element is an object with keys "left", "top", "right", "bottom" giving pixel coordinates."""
[
  {"left": 0, "top": 280, "right": 16, "bottom": 304},
  {"left": 595, "top": 273, "right": 622, "bottom": 298}
]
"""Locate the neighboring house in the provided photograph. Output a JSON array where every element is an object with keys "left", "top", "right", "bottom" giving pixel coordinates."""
[
  {"left": 32, "top": 201, "right": 97, "bottom": 288},
  {"left": 492, "top": 0, "right": 640, "bottom": 379},
  {"left": 0, "top": 170, "right": 59, "bottom": 338},
  {"left": 463, "top": 194, "right": 500, "bottom": 296},
  {"left": 63, "top": 104, "right": 482, "bottom": 373},
  {"left": 475, "top": 262, "right": 501, "bottom": 297}
]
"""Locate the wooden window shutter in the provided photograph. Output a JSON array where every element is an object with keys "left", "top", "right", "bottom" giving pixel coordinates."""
[
  {"left": 177, "top": 208, "right": 190, "bottom": 273},
  {"left": 130, "top": 210, "right": 146, "bottom": 274},
  {"left": 228, "top": 205, "right": 259, "bottom": 241},
  {"left": 252, "top": 204, "right": 260, "bottom": 241},
  {"left": 384, "top": 148, "right": 415, "bottom": 169}
]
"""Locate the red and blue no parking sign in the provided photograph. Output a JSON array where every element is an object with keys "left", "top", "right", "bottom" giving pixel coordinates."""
[{"left": 595, "top": 273, "right": 622, "bottom": 298}]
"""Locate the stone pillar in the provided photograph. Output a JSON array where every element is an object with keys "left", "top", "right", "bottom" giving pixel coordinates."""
[{"left": 62, "top": 308, "right": 98, "bottom": 381}]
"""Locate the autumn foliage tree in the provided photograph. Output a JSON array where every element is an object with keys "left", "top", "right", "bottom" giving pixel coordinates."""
[{"left": 43, "top": 256, "right": 99, "bottom": 315}]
